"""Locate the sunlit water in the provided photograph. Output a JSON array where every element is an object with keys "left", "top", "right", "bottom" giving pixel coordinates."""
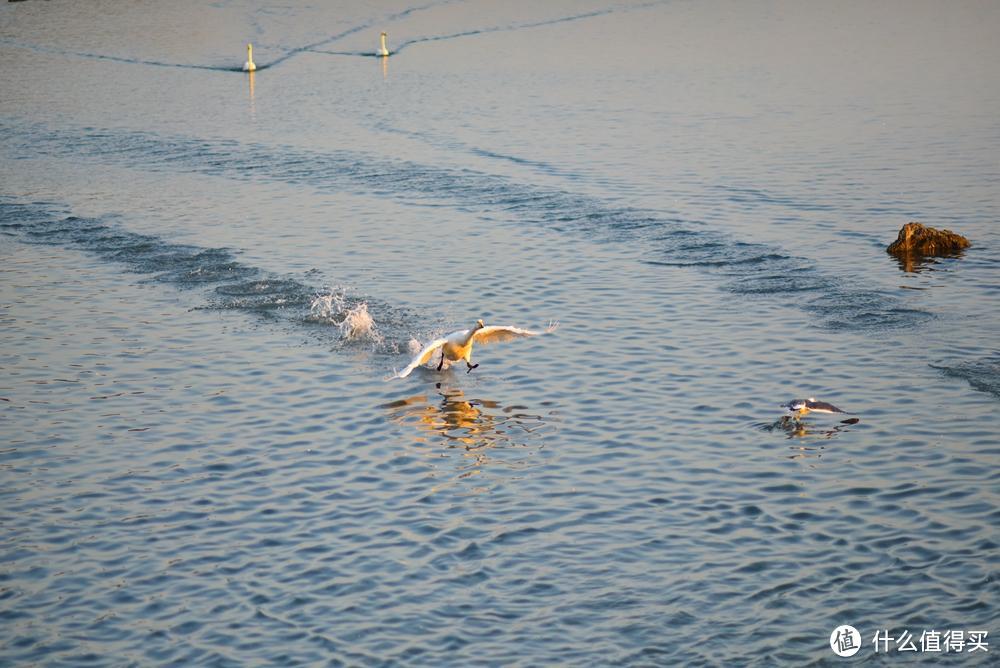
[{"left": 1, "top": 1, "right": 998, "bottom": 665}]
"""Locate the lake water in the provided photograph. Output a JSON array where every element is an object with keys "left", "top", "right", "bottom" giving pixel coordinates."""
[{"left": 1, "top": 1, "right": 998, "bottom": 665}]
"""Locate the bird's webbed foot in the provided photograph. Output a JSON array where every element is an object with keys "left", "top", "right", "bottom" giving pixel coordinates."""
[{"left": 466, "top": 362, "right": 479, "bottom": 374}]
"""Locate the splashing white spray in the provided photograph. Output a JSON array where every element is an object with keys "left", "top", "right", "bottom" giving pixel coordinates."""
[
  {"left": 339, "top": 302, "right": 379, "bottom": 342},
  {"left": 310, "top": 290, "right": 383, "bottom": 346},
  {"left": 407, "top": 338, "right": 423, "bottom": 356}
]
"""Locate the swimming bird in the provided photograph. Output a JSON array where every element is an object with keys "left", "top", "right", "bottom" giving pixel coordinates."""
[
  {"left": 781, "top": 397, "right": 852, "bottom": 419},
  {"left": 243, "top": 43, "right": 256, "bottom": 72},
  {"left": 393, "top": 319, "right": 555, "bottom": 379},
  {"left": 377, "top": 31, "right": 390, "bottom": 57}
]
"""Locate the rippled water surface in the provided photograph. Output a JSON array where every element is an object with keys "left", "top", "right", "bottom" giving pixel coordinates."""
[{"left": 2, "top": 1, "right": 998, "bottom": 665}]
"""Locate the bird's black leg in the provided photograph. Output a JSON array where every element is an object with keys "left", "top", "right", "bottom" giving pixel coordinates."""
[
  {"left": 466, "top": 362, "right": 479, "bottom": 374},
  {"left": 437, "top": 350, "right": 446, "bottom": 371}
]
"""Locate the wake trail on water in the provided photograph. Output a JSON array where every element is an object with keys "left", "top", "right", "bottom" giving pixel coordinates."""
[
  {"left": 0, "top": 198, "right": 393, "bottom": 351},
  {"left": 257, "top": 0, "right": 455, "bottom": 68},
  {"left": 0, "top": 0, "right": 454, "bottom": 72},
  {"left": 0, "top": 38, "right": 243, "bottom": 72},
  {"left": 930, "top": 355, "right": 1000, "bottom": 400},
  {"left": 0, "top": 120, "right": 933, "bottom": 335},
  {"left": 309, "top": 1, "right": 668, "bottom": 57}
]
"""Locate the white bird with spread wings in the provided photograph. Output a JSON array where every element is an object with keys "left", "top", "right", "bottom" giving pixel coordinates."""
[{"left": 393, "top": 319, "right": 557, "bottom": 379}]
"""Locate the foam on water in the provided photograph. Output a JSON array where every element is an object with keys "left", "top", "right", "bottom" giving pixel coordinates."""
[
  {"left": 407, "top": 337, "right": 424, "bottom": 357},
  {"left": 309, "top": 291, "right": 384, "bottom": 348}
]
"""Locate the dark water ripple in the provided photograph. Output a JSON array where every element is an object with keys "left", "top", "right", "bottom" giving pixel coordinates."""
[
  {"left": 0, "top": 198, "right": 404, "bottom": 350},
  {"left": 931, "top": 354, "right": 1000, "bottom": 399},
  {"left": 0, "top": 121, "right": 932, "bottom": 334}
]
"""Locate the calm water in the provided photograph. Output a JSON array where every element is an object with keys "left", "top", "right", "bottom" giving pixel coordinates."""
[{"left": 2, "top": 1, "right": 999, "bottom": 665}]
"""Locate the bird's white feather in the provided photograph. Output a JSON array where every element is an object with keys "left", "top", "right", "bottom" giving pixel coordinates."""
[
  {"left": 473, "top": 322, "right": 557, "bottom": 345},
  {"left": 394, "top": 338, "right": 448, "bottom": 378},
  {"left": 473, "top": 325, "right": 539, "bottom": 345}
]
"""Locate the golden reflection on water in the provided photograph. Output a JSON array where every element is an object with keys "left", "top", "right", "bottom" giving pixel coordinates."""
[
  {"left": 247, "top": 70, "right": 256, "bottom": 118},
  {"left": 759, "top": 416, "right": 859, "bottom": 454},
  {"left": 892, "top": 250, "right": 965, "bottom": 274},
  {"left": 381, "top": 384, "right": 554, "bottom": 485},
  {"left": 379, "top": 55, "right": 388, "bottom": 80}
]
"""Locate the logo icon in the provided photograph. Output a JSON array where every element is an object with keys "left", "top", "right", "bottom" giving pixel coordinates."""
[{"left": 831, "top": 625, "right": 862, "bottom": 657}]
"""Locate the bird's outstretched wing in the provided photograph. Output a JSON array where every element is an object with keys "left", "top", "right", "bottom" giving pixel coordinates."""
[
  {"left": 394, "top": 338, "right": 448, "bottom": 379},
  {"left": 473, "top": 322, "right": 557, "bottom": 346}
]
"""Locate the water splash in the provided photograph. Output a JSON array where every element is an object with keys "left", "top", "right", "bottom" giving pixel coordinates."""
[
  {"left": 310, "top": 291, "right": 383, "bottom": 347},
  {"left": 407, "top": 337, "right": 424, "bottom": 356}
]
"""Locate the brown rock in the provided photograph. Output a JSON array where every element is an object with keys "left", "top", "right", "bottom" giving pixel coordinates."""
[{"left": 887, "top": 222, "right": 970, "bottom": 257}]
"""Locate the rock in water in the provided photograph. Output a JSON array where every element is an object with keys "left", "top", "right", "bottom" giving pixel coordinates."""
[{"left": 887, "top": 222, "right": 971, "bottom": 256}]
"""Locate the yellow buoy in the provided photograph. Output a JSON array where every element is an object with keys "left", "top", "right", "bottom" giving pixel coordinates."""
[
  {"left": 377, "top": 31, "right": 390, "bottom": 57},
  {"left": 243, "top": 43, "right": 256, "bottom": 72}
]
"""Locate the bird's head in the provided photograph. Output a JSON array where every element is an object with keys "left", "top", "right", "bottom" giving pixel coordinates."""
[
  {"left": 783, "top": 399, "right": 807, "bottom": 412},
  {"left": 475, "top": 319, "right": 485, "bottom": 330},
  {"left": 381, "top": 31, "right": 387, "bottom": 37}
]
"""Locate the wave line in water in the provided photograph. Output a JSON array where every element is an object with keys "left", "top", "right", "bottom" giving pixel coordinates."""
[
  {"left": 0, "top": 198, "right": 392, "bottom": 350},
  {"left": 252, "top": 0, "right": 458, "bottom": 68},
  {"left": 308, "top": 0, "right": 669, "bottom": 57},
  {"left": 0, "top": 0, "right": 455, "bottom": 72},
  {"left": 0, "top": 121, "right": 932, "bottom": 333},
  {"left": 931, "top": 355, "right": 1000, "bottom": 399},
  {"left": 0, "top": 38, "right": 247, "bottom": 73}
]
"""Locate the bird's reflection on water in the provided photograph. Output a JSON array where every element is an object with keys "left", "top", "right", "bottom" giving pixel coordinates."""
[
  {"left": 755, "top": 416, "right": 859, "bottom": 465},
  {"left": 381, "top": 383, "right": 557, "bottom": 489},
  {"left": 247, "top": 70, "right": 255, "bottom": 119},
  {"left": 757, "top": 416, "right": 860, "bottom": 460}
]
